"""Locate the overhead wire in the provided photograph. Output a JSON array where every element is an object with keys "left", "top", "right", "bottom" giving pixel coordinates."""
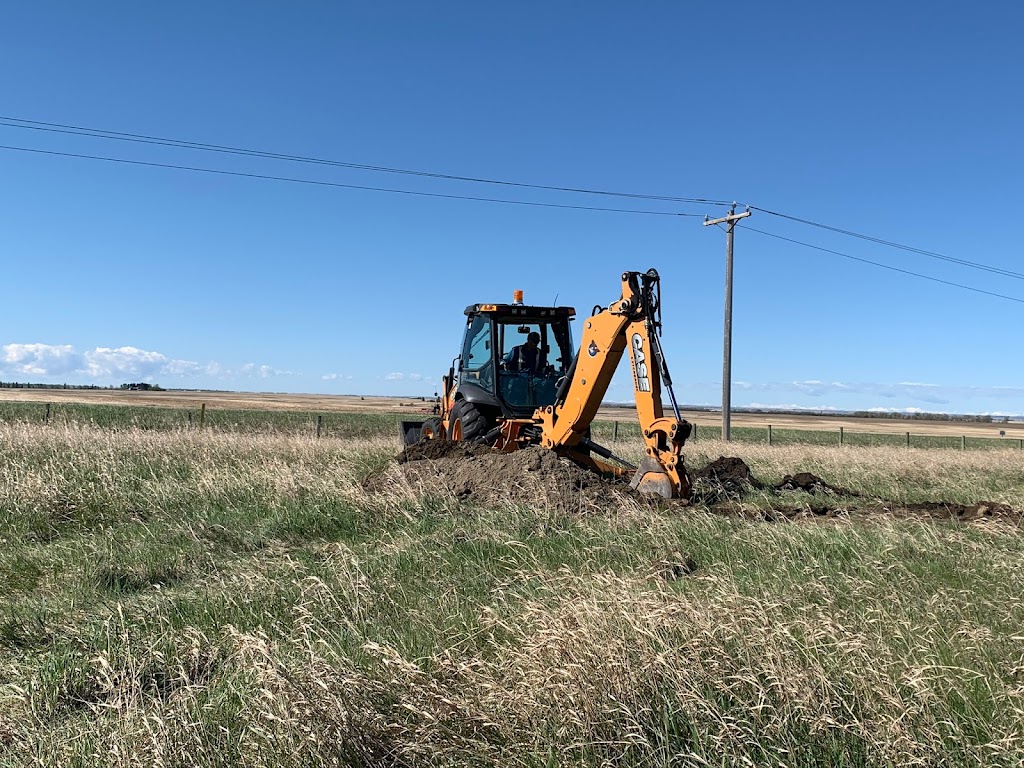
[
  {"left": 0, "top": 143, "right": 701, "bottom": 217},
  {"left": 740, "top": 223, "right": 1024, "bottom": 305},
  {"left": 0, "top": 115, "right": 733, "bottom": 207},
  {"left": 749, "top": 205, "right": 1024, "bottom": 281},
  {"left": 2, "top": 114, "right": 1018, "bottom": 306}
]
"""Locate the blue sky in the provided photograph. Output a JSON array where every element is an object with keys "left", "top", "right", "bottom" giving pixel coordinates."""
[{"left": 2, "top": 2, "right": 1022, "bottom": 415}]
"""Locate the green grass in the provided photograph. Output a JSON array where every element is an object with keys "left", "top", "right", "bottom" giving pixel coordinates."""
[
  {"left": 1, "top": 416, "right": 1023, "bottom": 766},
  {"left": 0, "top": 400, "right": 411, "bottom": 438}
]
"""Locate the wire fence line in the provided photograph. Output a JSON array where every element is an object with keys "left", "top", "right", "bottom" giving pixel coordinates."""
[{"left": 3, "top": 401, "right": 1021, "bottom": 452}]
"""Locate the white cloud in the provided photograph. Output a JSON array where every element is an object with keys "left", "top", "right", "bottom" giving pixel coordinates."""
[
  {"left": 0, "top": 342, "right": 298, "bottom": 384},
  {"left": 321, "top": 373, "right": 354, "bottom": 381},
  {"left": 257, "top": 364, "right": 298, "bottom": 378},
  {"left": 2, "top": 343, "right": 81, "bottom": 376},
  {"left": 83, "top": 346, "right": 170, "bottom": 379},
  {"left": 238, "top": 362, "right": 298, "bottom": 379}
]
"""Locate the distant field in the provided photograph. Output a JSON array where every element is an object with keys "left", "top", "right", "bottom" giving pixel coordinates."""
[{"left": 0, "top": 387, "right": 1020, "bottom": 442}]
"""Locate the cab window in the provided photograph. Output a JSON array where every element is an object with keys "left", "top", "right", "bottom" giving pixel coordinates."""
[{"left": 462, "top": 316, "right": 491, "bottom": 372}]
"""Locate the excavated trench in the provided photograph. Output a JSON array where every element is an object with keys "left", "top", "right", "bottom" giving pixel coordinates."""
[{"left": 373, "top": 441, "right": 1021, "bottom": 525}]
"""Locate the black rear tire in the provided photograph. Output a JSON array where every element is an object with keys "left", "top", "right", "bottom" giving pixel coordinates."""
[{"left": 449, "top": 399, "right": 490, "bottom": 443}]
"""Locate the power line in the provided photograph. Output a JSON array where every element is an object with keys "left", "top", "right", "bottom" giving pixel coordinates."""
[
  {"left": 741, "top": 224, "right": 1024, "bottom": 305},
  {"left": 0, "top": 143, "right": 703, "bottom": 217},
  {"left": 749, "top": 205, "right": 1024, "bottom": 281},
  {"left": 0, "top": 115, "right": 733, "bottom": 207}
]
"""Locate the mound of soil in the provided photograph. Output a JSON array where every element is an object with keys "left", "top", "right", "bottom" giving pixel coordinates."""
[
  {"left": 687, "top": 456, "right": 764, "bottom": 504},
  {"left": 377, "top": 441, "right": 1020, "bottom": 526},
  {"left": 392, "top": 441, "right": 629, "bottom": 512},
  {"left": 691, "top": 456, "right": 765, "bottom": 489}
]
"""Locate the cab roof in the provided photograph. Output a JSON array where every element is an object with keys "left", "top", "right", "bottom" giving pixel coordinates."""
[{"left": 463, "top": 303, "right": 576, "bottom": 319}]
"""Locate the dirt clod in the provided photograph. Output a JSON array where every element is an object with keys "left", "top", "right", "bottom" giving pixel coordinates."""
[
  {"left": 775, "top": 472, "right": 857, "bottom": 497},
  {"left": 650, "top": 551, "right": 699, "bottom": 581}
]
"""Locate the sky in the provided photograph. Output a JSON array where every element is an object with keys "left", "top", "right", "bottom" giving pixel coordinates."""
[{"left": 1, "top": 2, "right": 1022, "bottom": 415}]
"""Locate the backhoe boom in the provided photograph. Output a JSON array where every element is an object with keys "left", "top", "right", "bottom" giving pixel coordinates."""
[{"left": 533, "top": 269, "right": 692, "bottom": 498}]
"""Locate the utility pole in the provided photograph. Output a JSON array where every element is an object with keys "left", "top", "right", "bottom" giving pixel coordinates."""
[{"left": 704, "top": 205, "right": 751, "bottom": 441}]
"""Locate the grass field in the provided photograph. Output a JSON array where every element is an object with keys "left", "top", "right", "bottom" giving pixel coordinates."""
[
  {"left": 2, "top": 406, "right": 1024, "bottom": 766},
  {"left": 2, "top": 391, "right": 1022, "bottom": 450}
]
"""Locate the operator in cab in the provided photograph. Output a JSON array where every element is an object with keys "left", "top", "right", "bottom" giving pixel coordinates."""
[{"left": 505, "top": 331, "right": 546, "bottom": 373}]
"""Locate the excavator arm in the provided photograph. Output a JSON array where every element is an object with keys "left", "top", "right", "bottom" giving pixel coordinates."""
[{"left": 533, "top": 269, "right": 692, "bottom": 498}]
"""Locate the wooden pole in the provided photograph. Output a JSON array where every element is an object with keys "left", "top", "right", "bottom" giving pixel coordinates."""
[
  {"left": 704, "top": 206, "right": 751, "bottom": 442},
  {"left": 768, "top": 424, "right": 772, "bottom": 446},
  {"left": 612, "top": 421, "right": 619, "bottom": 442},
  {"left": 839, "top": 426, "right": 844, "bottom": 445},
  {"left": 200, "top": 403, "right": 206, "bottom": 428},
  {"left": 44, "top": 403, "right": 51, "bottom": 425},
  {"left": 316, "top": 414, "right": 323, "bottom": 439}
]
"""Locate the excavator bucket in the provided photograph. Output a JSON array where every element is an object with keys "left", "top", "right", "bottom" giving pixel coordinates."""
[
  {"left": 399, "top": 421, "right": 423, "bottom": 446},
  {"left": 629, "top": 457, "right": 688, "bottom": 499}
]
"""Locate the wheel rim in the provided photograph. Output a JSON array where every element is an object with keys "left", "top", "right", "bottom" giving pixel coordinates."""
[{"left": 450, "top": 418, "right": 463, "bottom": 441}]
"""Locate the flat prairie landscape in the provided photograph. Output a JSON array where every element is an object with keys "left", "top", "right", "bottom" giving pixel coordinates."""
[
  {"left": 1, "top": 387, "right": 1020, "bottom": 440},
  {"left": 2, "top": 396, "right": 1023, "bottom": 767}
]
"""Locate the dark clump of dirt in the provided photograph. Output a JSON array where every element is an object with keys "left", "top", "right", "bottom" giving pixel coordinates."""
[
  {"left": 649, "top": 551, "right": 699, "bottom": 581},
  {"left": 687, "top": 456, "right": 765, "bottom": 504},
  {"left": 691, "top": 457, "right": 766, "bottom": 489},
  {"left": 775, "top": 472, "right": 858, "bottom": 497}
]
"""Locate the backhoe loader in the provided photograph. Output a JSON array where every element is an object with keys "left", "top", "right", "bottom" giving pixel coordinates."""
[{"left": 401, "top": 269, "right": 692, "bottom": 498}]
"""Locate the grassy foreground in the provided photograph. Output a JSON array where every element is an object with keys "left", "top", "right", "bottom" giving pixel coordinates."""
[{"left": 1, "top": 420, "right": 1024, "bottom": 767}]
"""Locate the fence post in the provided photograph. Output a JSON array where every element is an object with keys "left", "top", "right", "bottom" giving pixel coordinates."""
[
  {"left": 839, "top": 426, "right": 844, "bottom": 445},
  {"left": 961, "top": 435, "right": 966, "bottom": 450},
  {"left": 44, "top": 403, "right": 51, "bottom": 425},
  {"left": 692, "top": 423, "right": 697, "bottom": 441},
  {"left": 768, "top": 424, "right": 773, "bottom": 446},
  {"left": 906, "top": 431, "right": 910, "bottom": 448},
  {"left": 316, "top": 414, "right": 323, "bottom": 439},
  {"left": 613, "top": 421, "right": 619, "bottom": 442},
  {"left": 188, "top": 412, "right": 193, "bottom": 428},
  {"left": 200, "top": 403, "right": 206, "bottom": 428}
]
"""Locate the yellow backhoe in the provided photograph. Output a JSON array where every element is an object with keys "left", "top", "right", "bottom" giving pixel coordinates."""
[{"left": 401, "top": 269, "right": 692, "bottom": 498}]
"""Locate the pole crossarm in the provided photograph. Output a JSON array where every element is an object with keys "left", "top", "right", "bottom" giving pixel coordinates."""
[{"left": 703, "top": 209, "right": 751, "bottom": 227}]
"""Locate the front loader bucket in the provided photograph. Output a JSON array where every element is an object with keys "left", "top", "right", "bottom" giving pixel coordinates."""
[{"left": 400, "top": 420, "right": 423, "bottom": 446}]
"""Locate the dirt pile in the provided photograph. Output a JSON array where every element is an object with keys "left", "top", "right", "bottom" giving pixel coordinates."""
[
  {"left": 381, "top": 442, "right": 1020, "bottom": 525},
  {"left": 395, "top": 443, "right": 630, "bottom": 513},
  {"left": 688, "top": 456, "right": 765, "bottom": 504}
]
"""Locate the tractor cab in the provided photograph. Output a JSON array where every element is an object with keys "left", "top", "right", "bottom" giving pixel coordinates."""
[{"left": 457, "top": 294, "right": 576, "bottom": 419}]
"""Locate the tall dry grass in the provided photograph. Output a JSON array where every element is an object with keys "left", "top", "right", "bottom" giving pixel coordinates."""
[{"left": 2, "top": 420, "right": 1024, "bottom": 766}]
